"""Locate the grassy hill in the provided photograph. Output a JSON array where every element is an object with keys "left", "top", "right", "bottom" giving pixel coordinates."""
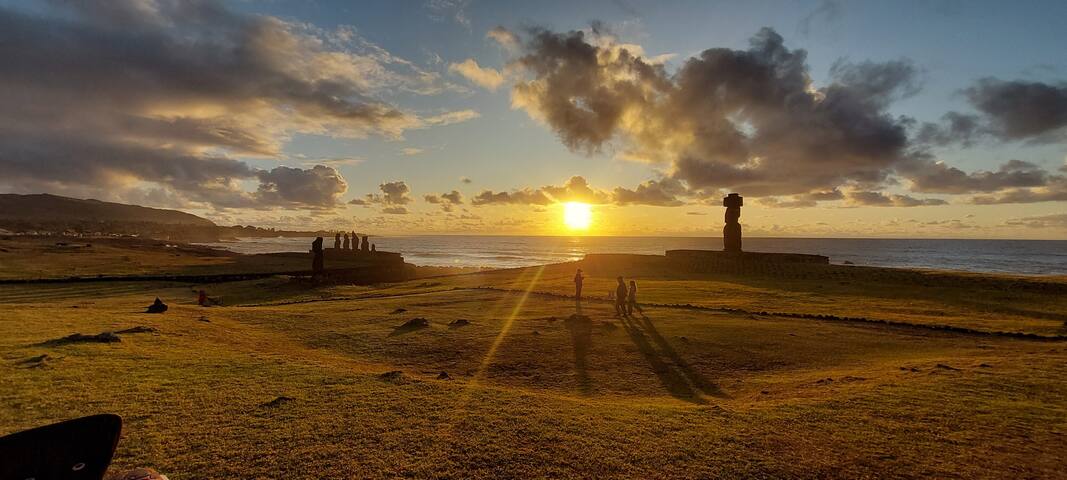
[{"left": 0, "top": 194, "right": 214, "bottom": 226}]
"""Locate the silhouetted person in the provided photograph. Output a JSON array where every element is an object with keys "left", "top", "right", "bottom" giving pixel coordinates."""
[
  {"left": 723, "top": 193, "right": 743, "bottom": 252},
  {"left": 145, "top": 297, "right": 167, "bottom": 313},
  {"left": 342, "top": 233, "right": 350, "bottom": 250},
  {"left": 334, "top": 233, "right": 341, "bottom": 250},
  {"left": 361, "top": 235, "right": 370, "bottom": 252},
  {"left": 614, "top": 276, "right": 627, "bottom": 317},
  {"left": 371, "top": 243, "right": 376, "bottom": 252},
  {"left": 573, "top": 268, "right": 584, "bottom": 300},
  {"left": 311, "top": 236, "right": 324, "bottom": 274},
  {"left": 627, "top": 280, "right": 643, "bottom": 317}
]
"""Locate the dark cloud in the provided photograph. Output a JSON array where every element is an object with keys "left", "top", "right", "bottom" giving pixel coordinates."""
[
  {"left": 363, "top": 181, "right": 413, "bottom": 209},
  {"left": 797, "top": 0, "right": 842, "bottom": 37},
  {"left": 460, "top": 176, "right": 473, "bottom": 184},
  {"left": 913, "top": 112, "right": 983, "bottom": 146},
  {"left": 424, "top": 190, "right": 463, "bottom": 211},
  {"left": 969, "top": 176, "right": 1067, "bottom": 204},
  {"left": 510, "top": 26, "right": 917, "bottom": 197},
  {"left": 963, "top": 78, "right": 1067, "bottom": 141},
  {"left": 846, "top": 190, "right": 947, "bottom": 207},
  {"left": 255, "top": 166, "right": 348, "bottom": 208},
  {"left": 611, "top": 178, "right": 685, "bottom": 206},
  {"left": 471, "top": 189, "right": 552, "bottom": 206},
  {"left": 758, "top": 189, "right": 844, "bottom": 208},
  {"left": 898, "top": 157, "right": 1049, "bottom": 194},
  {"left": 0, "top": 1, "right": 473, "bottom": 209}
]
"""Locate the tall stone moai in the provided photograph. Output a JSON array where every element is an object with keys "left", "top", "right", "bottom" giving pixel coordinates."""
[
  {"left": 723, "top": 193, "right": 743, "bottom": 252},
  {"left": 311, "top": 236, "right": 325, "bottom": 273}
]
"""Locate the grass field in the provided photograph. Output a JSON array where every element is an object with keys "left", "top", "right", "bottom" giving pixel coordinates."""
[{"left": 1, "top": 242, "right": 1066, "bottom": 478}]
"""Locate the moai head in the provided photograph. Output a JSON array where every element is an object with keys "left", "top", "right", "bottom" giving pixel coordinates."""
[{"left": 723, "top": 193, "right": 743, "bottom": 223}]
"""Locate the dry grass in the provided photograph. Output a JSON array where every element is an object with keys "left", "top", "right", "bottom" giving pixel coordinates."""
[{"left": 1, "top": 252, "right": 1066, "bottom": 478}]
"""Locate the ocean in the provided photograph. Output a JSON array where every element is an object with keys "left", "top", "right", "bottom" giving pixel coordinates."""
[{"left": 195, "top": 236, "right": 1067, "bottom": 276}]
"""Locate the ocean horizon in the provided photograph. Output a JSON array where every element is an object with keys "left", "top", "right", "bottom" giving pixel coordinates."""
[{"left": 197, "top": 235, "right": 1067, "bottom": 276}]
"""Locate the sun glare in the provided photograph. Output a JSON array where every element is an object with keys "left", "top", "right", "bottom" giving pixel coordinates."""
[{"left": 563, "top": 202, "right": 592, "bottom": 230}]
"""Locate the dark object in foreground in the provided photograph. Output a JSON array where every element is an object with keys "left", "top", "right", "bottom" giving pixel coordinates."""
[
  {"left": 145, "top": 298, "right": 167, "bottom": 313},
  {"left": 0, "top": 414, "right": 122, "bottom": 480}
]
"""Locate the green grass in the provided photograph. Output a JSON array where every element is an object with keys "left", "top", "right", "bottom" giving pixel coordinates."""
[{"left": 2, "top": 245, "right": 1066, "bottom": 478}]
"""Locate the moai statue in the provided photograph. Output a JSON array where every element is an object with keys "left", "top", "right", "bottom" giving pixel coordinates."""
[
  {"left": 342, "top": 233, "right": 350, "bottom": 250},
  {"left": 371, "top": 244, "right": 376, "bottom": 252},
  {"left": 333, "top": 233, "right": 341, "bottom": 250},
  {"left": 360, "top": 235, "right": 370, "bottom": 252},
  {"left": 311, "top": 236, "right": 324, "bottom": 273},
  {"left": 723, "top": 193, "right": 743, "bottom": 252}
]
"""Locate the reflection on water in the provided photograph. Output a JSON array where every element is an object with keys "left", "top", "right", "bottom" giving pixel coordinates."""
[{"left": 196, "top": 236, "right": 1067, "bottom": 275}]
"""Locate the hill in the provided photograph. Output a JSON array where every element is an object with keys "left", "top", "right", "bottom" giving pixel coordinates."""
[{"left": 0, "top": 194, "right": 214, "bottom": 226}]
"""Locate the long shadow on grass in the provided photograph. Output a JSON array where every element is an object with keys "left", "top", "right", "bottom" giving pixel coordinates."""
[
  {"left": 620, "top": 315, "right": 709, "bottom": 404},
  {"left": 639, "top": 316, "right": 727, "bottom": 398},
  {"left": 564, "top": 300, "right": 592, "bottom": 395}
]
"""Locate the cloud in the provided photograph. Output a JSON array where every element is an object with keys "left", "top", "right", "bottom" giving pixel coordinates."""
[
  {"left": 472, "top": 189, "right": 552, "bottom": 206},
  {"left": 400, "top": 147, "right": 425, "bottom": 156},
  {"left": 255, "top": 165, "right": 348, "bottom": 208},
  {"left": 898, "top": 158, "right": 1050, "bottom": 194},
  {"left": 460, "top": 176, "right": 473, "bottom": 184},
  {"left": 424, "top": 190, "right": 463, "bottom": 211},
  {"left": 381, "top": 206, "right": 410, "bottom": 215},
  {"left": 611, "top": 178, "right": 685, "bottom": 206},
  {"left": 509, "top": 26, "right": 919, "bottom": 197},
  {"left": 797, "top": 0, "right": 843, "bottom": 36},
  {"left": 487, "top": 26, "right": 520, "bottom": 50},
  {"left": 0, "top": 1, "right": 476, "bottom": 209},
  {"left": 1004, "top": 213, "right": 1067, "bottom": 229},
  {"left": 449, "top": 59, "right": 505, "bottom": 90},
  {"left": 969, "top": 175, "right": 1067, "bottom": 204},
  {"left": 963, "top": 78, "right": 1067, "bottom": 141},
  {"left": 426, "top": 0, "right": 471, "bottom": 29},
  {"left": 845, "top": 190, "right": 947, "bottom": 207}
]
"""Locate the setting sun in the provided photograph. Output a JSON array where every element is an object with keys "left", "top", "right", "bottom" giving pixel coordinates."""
[{"left": 563, "top": 202, "right": 592, "bottom": 230}]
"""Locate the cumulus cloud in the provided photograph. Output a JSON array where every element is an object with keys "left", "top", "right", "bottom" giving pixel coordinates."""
[
  {"left": 255, "top": 165, "right": 348, "bottom": 208},
  {"left": 472, "top": 189, "right": 552, "bottom": 206},
  {"left": 424, "top": 190, "right": 463, "bottom": 211},
  {"left": 503, "top": 24, "right": 1067, "bottom": 207},
  {"left": 358, "top": 181, "right": 414, "bottom": 213},
  {"left": 472, "top": 176, "right": 688, "bottom": 207},
  {"left": 382, "top": 206, "right": 410, "bottom": 215},
  {"left": 964, "top": 78, "right": 1067, "bottom": 141},
  {"left": 449, "top": 59, "right": 505, "bottom": 90},
  {"left": 460, "top": 176, "right": 473, "bottom": 184},
  {"left": 509, "top": 26, "right": 918, "bottom": 197},
  {"left": 0, "top": 1, "right": 476, "bottom": 209}
]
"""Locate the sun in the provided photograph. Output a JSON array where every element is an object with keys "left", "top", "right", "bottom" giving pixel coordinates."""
[{"left": 563, "top": 202, "right": 592, "bottom": 230}]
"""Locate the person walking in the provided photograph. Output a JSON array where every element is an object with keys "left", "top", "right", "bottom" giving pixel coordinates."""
[
  {"left": 573, "top": 268, "right": 585, "bottom": 300},
  {"left": 614, "top": 276, "right": 628, "bottom": 317},
  {"left": 627, "top": 280, "right": 643, "bottom": 317}
]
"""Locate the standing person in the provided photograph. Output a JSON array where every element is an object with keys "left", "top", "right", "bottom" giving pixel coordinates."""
[
  {"left": 614, "top": 276, "right": 628, "bottom": 317},
  {"left": 627, "top": 280, "right": 643, "bottom": 317},
  {"left": 573, "top": 268, "right": 585, "bottom": 300}
]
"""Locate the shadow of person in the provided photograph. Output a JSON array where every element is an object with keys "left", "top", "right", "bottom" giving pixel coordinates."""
[
  {"left": 619, "top": 315, "right": 706, "bottom": 404},
  {"left": 564, "top": 310, "right": 593, "bottom": 395},
  {"left": 639, "top": 316, "right": 727, "bottom": 398}
]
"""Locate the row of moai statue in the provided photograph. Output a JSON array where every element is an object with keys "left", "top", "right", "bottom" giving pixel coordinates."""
[
  {"left": 333, "top": 232, "right": 374, "bottom": 252},
  {"left": 311, "top": 233, "right": 377, "bottom": 274}
]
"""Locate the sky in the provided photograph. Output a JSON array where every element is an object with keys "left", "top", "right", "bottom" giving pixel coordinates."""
[{"left": 1, "top": 0, "right": 1066, "bottom": 238}]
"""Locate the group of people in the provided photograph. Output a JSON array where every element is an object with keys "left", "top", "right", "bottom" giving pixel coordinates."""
[
  {"left": 334, "top": 232, "right": 374, "bottom": 252},
  {"left": 572, "top": 268, "right": 644, "bottom": 318}
]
